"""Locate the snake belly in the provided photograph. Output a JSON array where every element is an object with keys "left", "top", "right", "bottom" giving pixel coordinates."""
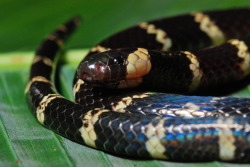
[{"left": 25, "top": 8, "right": 250, "bottom": 162}]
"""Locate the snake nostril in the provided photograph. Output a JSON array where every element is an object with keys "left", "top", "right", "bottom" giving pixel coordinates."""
[{"left": 78, "top": 62, "right": 91, "bottom": 78}]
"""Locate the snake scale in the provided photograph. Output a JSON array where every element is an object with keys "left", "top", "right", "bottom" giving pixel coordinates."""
[{"left": 25, "top": 8, "right": 250, "bottom": 162}]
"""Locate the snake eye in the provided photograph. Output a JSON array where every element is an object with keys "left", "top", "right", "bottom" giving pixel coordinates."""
[{"left": 113, "top": 56, "right": 124, "bottom": 64}]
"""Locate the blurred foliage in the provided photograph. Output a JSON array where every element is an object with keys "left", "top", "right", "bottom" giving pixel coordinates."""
[{"left": 0, "top": 0, "right": 249, "bottom": 52}]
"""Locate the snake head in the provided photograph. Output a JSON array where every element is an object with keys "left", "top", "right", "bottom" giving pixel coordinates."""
[{"left": 77, "top": 48, "right": 151, "bottom": 88}]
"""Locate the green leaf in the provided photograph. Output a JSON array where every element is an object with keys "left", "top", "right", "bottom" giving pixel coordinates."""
[{"left": 1, "top": 0, "right": 250, "bottom": 167}]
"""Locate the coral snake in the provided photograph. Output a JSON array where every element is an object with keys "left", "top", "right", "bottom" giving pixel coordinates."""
[{"left": 25, "top": 8, "right": 250, "bottom": 162}]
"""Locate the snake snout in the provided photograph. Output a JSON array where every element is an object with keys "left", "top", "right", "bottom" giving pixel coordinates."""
[{"left": 77, "top": 59, "right": 111, "bottom": 82}]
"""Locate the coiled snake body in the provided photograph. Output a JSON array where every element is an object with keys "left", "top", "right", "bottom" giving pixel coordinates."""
[{"left": 26, "top": 8, "right": 250, "bottom": 162}]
